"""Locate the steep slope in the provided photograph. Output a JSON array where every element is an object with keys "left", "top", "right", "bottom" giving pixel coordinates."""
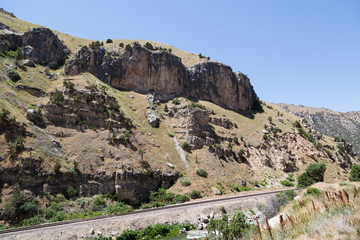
[
  {"left": 0, "top": 11, "right": 359, "bottom": 228},
  {"left": 277, "top": 104, "right": 360, "bottom": 156}
]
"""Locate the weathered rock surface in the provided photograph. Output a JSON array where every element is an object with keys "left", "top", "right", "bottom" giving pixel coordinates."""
[
  {"left": 16, "top": 84, "right": 45, "bottom": 97},
  {"left": 44, "top": 87, "right": 131, "bottom": 130},
  {"left": 115, "top": 169, "right": 179, "bottom": 205},
  {"left": 64, "top": 42, "right": 258, "bottom": 112},
  {"left": 0, "top": 24, "right": 70, "bottom": 68},
  {"left": 0, "top": 159, "right": 178, "bottom": 205}
]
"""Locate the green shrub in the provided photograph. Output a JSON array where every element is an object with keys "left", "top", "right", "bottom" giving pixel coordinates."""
[
  {"left": 0, "top": 108, "right": 10, "bottom": 121},
  {"left": 190, "top": 190, "right": 202, "bottom": 199},
  {"left": 293, "top": 121, "right": 301, "bottom": 128},
  {"left": 350, "top": 164, "right": 360, "bottom": 181},
  {"left": 306, "top": 163, "right": 326, "bottom": 182},
  {"left": 233, "top": 136, "right": 239, "bottom": 144},
  {"left": 267, "top": 116, "right": 272, "bottom": 123},
  {"left": 125, "top": 44, "right": 132, "bottom": 51},
  {"left": 144, "top": 42, "right": 154, "bottom": 50},
  {"left": 174, "top": 194, "right": 189, "bottom": 203},
  {"left": 238, "top": 149, "right": 245, "bottom": 158},
  {"left": 65, "top": 187, "right": 78, "bottom": 199},
  {"left": 306, "top": 187, "right": 323, "bottom": 196},
  {"left": 196, "top": 168, "right": 208, "bottom": 178},
  {"left": 116, "top": 229, "right": 139, "bottom": 240},
  {"left": 207, "top": 209, "right": 251, "bottom": 239},
  {"left": 180, "top": 176, "right": 191, "bottom": 186},
  {"left": 105, "top": 202, "right": 132, "bottom": 215},
  {"left": 54, "top": 162, "right": 61, "bottom": 173},
  {"left": 200, "top": 130, "right": 206, "bottom": 138},
  {"left": 50, "top": 89, "right": 64, "bottom": 106},
  {"left": 297, "top": 172, "right": 315, "bottom": 188},
  {"left": 323, "top": 148, "right": 333, "bottom": 158},
  {"left": 63, "top": 80, "right": 74, "bottom": 90},
  {"left": 92, "top": 196, "right": 106, "bottom": 211},
  {"left": 232, "top": 185, "right": 253, "bottom": 192},
  {"left": 106, "top": 39, "right": 113, "bottom": 43},
  {"left": 89, "top": 41, "right": 101, "bottom": 50},
  {"left": 167, "top": 132, "right": 174, "bottom": 138},
  {"left": 280, "top": 180, "right": 294, "bottom": 187},
  {"left": 180, "top": 141, "right": 190, "bottom": 151},
  {"left": 119, "top": 42, "right": 124, "bottom": 48},
  {"left": 183, "top": 102, "right": 206, "bottom": 110}
]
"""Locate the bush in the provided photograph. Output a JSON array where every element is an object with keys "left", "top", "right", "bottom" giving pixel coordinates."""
[
  {"left": 238, "top": 149, "right": 245, "bottom": 158},
  {"left": 297, "top": 172, "right": 315, "bottom": 188},
  {"left": 196, "top": 168, "right": 208, "bottom": 178},
  {"left": 190, "top": 190, "right": 202, "bottom": 199},
  {"left": 293, "top": 121, "right": 301, "bottom": 128},
  {"left": 207, "top": 209, "right": 251, "bottom": 239},
  {"left": 65, "top": 187, "right": 78, "bottom": 199},
  {"left": 119, "top": 42, "right": 124, "bottom": 48},
  {"left": 125, "top": 44, "right": 132, "bottom": 51},
  {"left": 54, "top": 162, "right": 61, "bottom": 173},
  {"left": 233, "top": 136, "right": 239, "bottom": 144},
  {"left": 306, "top": 163, "right": 326, "bottom": 182},
  {"left": 183, "top": 102, "right": 206, "bottom": 110},
  {"left": 144, "top": 42, "right": 154, "bottom": 50},
  {"left": 92, "top": 196, "right": 106, "bottom": 211},
  {"left": 306, "top": 187, "right": 323, "bottom": 196},
  {"left": 116, "top": 229, "right": 139, "bottom": 240},
  {"left": 280, "top": 180, "right": 294, "bottom": 187},
  {"left": 89, "top": 41, "right": 101, "bottom": 50},
  {"left": 180, "top": 141, "right": 190, "bottom": 151},
  {"left": 50, "top": 89, "right": 64, "bottom": 106},
  {"left": 350, "top": 164, "right": 360, "bottom": 181},
  {"left": 105, "top": 202, "right": 132, "bottom": 215},
  {"left": 63, "top": 80, "right": 74, "bottom": 90},
  {"left": 174, "top": 194, "right": 189, "bottom": 203},
  {"left": 180, "top": 176, "right": 191, "bottom": 186},
  {"left": 0, "top": 108, "right": 10, "bottom": 121},
  {"left": 106, "top": 39, "right": 113, "bottom": 43}
]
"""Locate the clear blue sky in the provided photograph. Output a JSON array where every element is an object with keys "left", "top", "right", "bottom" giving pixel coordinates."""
[{"left": 3, "top": 0, "right": 360, "bottom": 112}]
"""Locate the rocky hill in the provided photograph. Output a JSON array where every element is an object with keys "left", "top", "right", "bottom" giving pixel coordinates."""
[
  {"left": 0, "top": 11, "right": 359, "bottom": 228},
  {"left": 276, "top": 104, "right": 360, "bottom": 156}
]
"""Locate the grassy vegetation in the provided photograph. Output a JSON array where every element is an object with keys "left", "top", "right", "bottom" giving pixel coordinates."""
[
  {"left": 90, "top": 223, "right": 194, "bottom": 240},
  {"left": 140, "top": 187, "right": 189, "bottom": 209},
  {"left": 250, "top": 184, "right": 360, "bottom": 239}
]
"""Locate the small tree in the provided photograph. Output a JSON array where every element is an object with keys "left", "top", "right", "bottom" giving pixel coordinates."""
[
  {"left": 196, "top": 168, "right": 208, "bottom": 178},
  {"left": 125, "top": 44, "right": 132, "bottom": 51},
  {"left": 349, "top": 164, "right": 360, "bottom": 181},
  {"left": 233, "top": 136, "right": 239, "bottom": 144},
  {"left": 144, "top": 42, "right": 154, "bottom": 50},
  {"left": 106, "top": 39, "right": 113, "bottom": 43},
  {"left": 119, "top": 42, "right": 124, "bottom": 48},
  {"left": 267, "top": 116, "right": 272, "bottom": 123},
  {"left": 297, "top": 173, "right": 315, "bottom": 188},
  {"left": 306, "top": 163, "right": 326, "bottom": 182}
]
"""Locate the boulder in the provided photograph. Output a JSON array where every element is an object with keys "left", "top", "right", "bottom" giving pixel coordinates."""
[
  {"left": 147, "top": 113, "right": 160, "bottom": 128},
  {"left": 22, "top": 59, "right": 35, "bottom": 67}
]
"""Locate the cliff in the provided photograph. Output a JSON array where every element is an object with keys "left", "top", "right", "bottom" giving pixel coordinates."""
[{"left": 65, "top": 42, "right": 258, "bottom": 112}]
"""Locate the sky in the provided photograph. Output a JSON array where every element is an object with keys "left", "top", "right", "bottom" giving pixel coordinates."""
[{"left": 2, "top": 0, "right": 360, "bottom": 112}]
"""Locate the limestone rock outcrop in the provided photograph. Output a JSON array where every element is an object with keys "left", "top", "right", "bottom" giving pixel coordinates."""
[
  {"left": 0, "top": 24, "right": 70, "bottom": 68},
  {"left": 64, "top": 42, "right": 258, "bottom": 112},
  {"left": 0, "top": 158, "right": 179, "bottom": 206}
]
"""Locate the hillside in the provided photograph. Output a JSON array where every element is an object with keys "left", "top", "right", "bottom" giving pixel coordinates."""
[
  {"left": 277, "top": 104, "right": 360, "bottom": 156},
  {"left": 0, "top": 10, "right": 359, "bottom": 230}
]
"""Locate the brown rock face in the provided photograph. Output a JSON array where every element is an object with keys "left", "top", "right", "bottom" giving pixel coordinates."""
[
  {"left": 0, "top": 24, "right": 70, "bottom": 68},
  {"left": 65, "top": 42, "right": 258, "bottom": 112},
  {"left": 21, "top": 28, "right": 70, "bottom": 68}
]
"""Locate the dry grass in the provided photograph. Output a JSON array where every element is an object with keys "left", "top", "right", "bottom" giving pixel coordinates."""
[{"left": 251, "top": 182, "right": 360, "bottom": 240}]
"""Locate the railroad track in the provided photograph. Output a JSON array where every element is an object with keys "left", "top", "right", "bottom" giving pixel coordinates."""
[{"left": 0, "top": 188, "right": 294, "bottom": 237}]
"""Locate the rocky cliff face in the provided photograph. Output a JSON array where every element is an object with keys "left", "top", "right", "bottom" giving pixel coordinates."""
[
  {"left": 0, "top": 24, "right": 70, "bottom": 68},
  {"left": 64, "top": 42, "right": 258, "bottom": 112},
  {"left": 0, "top": 160, "right": 178, "bottom": 205}
]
